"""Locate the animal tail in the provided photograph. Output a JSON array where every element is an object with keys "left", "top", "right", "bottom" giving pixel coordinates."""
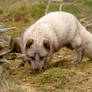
[{"left": 59, "top": 2, "right": 73, "bottom": 11}]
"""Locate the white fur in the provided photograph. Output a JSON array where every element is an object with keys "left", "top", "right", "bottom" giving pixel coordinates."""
[{"left": 22, "top": 11, "right": 92, "bottom": 59}]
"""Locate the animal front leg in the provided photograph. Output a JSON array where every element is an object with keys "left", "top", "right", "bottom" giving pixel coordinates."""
[
  {"left": 73, "top": 48, "right": 84, "bottom": 64},
  {"left": 16, "top": 56, "right": 28, "bottom": 68},
  {"left": 16, "top": 60, "right": 25, "bottom": 68}
]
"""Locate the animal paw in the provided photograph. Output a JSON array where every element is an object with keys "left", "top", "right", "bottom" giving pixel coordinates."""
[{"left": 71, "top": 60, "right": 81, "bottom": 64}]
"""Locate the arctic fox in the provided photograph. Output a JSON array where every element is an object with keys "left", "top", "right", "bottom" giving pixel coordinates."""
[{"left": 22, "top": 11, "right": 92, "bottom": 71}]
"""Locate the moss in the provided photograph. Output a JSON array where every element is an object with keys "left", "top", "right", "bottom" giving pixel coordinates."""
[{"left": 0, "top": 9, "right": 3, "bottom": 15}]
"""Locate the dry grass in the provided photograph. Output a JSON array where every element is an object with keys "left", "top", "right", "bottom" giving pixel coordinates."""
[{"left": 0, "top": 48, "right": 92, "bottom": 92}]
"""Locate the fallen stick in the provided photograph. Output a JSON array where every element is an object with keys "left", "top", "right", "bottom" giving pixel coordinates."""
[{"left": 0, "top": 27, "right": 16, "bottom": 33}]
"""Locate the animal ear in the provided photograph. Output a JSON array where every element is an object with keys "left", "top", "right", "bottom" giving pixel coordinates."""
[
  {"left": 26, "top": 39, "right": 33, "bottom": 49},
  {"left": 43, "top": 39, "right": 50, "bottom": 51}
]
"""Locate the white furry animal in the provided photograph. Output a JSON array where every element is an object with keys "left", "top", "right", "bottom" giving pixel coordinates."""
[{"left": 21, "top": 11, "right": 92, "bottom": 72}]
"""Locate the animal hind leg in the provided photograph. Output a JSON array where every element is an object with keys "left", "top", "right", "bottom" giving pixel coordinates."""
[{"left": 73, "top": 48, "right": 84, "bottom": 64}]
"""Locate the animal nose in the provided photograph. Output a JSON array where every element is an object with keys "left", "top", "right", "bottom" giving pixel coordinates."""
[
  {"left": 35, "top": 68, "right": 39, "bottom": 72},
  {"left": 42, "top": 67, "right": 45, "bottom": 70}
]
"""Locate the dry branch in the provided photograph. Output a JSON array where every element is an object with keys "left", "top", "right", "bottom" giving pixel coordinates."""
[
  {"left": 45, "top": 0, "right": 52, "bottom": 15},
  {"left": 0, "top": 27, "right": 16, "bottom": 33},
  {"left": 0, "top": 23, "right": 16, "bottom": 33}
]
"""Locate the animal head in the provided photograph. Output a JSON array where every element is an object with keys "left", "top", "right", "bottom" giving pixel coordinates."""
[
  {"left": 25, "top": 38, "right": 52, "bottom": 72},
  {"left": 22, "top": 23, "right": 57, "bottom": 72}
]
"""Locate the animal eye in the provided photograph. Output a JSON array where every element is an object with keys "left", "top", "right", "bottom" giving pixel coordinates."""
[
  {"left": 40, "top": 56, "right": 45, "bottom": 60},
  {"left": 26, "top": 39, "right": 33, "bottom": 49},
  {"left": 43, "top": 40, "right": 50, "bottom": 51},
  {"left": 30, "top": 56, "right": 35, "bottom": 60}
]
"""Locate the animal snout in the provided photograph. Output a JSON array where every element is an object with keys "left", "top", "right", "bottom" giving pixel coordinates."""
[
  {"left": 30, "top": 56, "right": 35, "bottom": 60},
  {"left": 35, "top": 68, "right": 39, "bottom": 72},
  {"left": 42, "top": 66, "right": 45, "bottom": 70},
  {"left": 34, "top": 66, "right": 45, "bottom": 73}
]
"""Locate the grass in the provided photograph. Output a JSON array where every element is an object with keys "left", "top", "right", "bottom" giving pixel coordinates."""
[
  {"left": 0, "top": 70, "right": 24, "bottom": 92},
  {"left": 0, "top": 0, "right": 92, "bottom": 92},
  {"left": 1, "top": 48, "right": 92, "bottom": 92}
]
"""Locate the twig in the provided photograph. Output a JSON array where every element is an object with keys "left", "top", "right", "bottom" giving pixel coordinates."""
[
  {"left": 45, "top": 0, "right": 51, "bottom": 15},
  {"left": 0, "top": 27, "right": 16, "bottom": 33},
  {"left": 59, "top": 2, "right": 73, "bottom": 11},
  {"left": 0, "top": 49, "right": 12, "bottom": 56}
]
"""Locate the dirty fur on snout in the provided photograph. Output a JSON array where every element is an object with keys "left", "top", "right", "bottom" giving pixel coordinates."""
[{"left": 21, "top": 11, "right": 92, "bottom": 71}]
